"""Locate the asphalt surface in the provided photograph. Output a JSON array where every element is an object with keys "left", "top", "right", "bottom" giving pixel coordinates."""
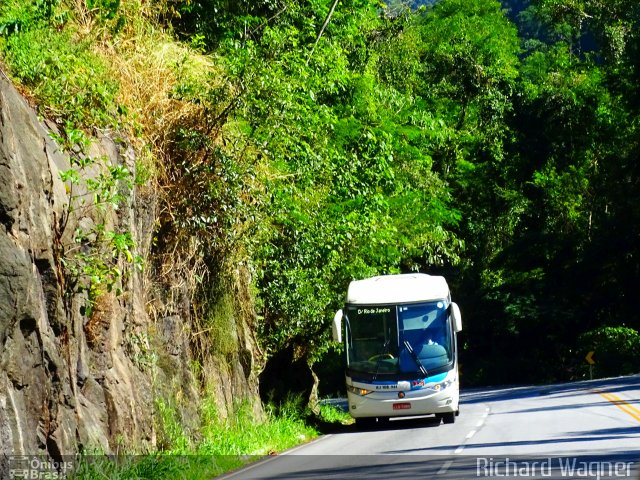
[{"left": 219, "top": 374, "right": 640, "bottom": 479}]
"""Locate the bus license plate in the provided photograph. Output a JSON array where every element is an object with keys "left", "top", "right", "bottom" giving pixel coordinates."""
[{"left": 393, "top": 402, "right": 411, "bottom": 410}]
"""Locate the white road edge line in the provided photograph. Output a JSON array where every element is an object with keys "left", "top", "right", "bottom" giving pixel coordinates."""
[
  {"left": 280, "top": 434, "right": 333, "bottom": 455},
  {"left": 466, "top": 429, "right": 477, "bottom": 439},
  {"left": 216, "top": 455, "right": 279, "bottom": 480},
  {"left": 438, "top": 460, "right": 454, "bottom": 474},
  {"left": 217, "top": 434, "right": 335, "bottom": 479}
]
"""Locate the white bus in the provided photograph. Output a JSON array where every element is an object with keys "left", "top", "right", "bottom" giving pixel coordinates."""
[{"left": 332, "top": 273, "right": 462, "bottom": 426}]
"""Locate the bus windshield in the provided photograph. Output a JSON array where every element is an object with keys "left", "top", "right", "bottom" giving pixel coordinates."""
[{"left": 345, "top": 301, "right": 452, "bottom": 377}]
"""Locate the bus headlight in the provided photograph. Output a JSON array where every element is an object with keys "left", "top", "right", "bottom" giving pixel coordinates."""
[
  {"left": 347, "top": 385, "right": 373, "bottom": 396},
  {"left": 433, "top": 379, "right": 454, "bottom": 391}
]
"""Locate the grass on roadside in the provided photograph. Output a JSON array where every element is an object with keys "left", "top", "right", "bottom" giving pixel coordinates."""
[
  {"left": 68, "top": 395, "right": 320, "bottom": 479},
  {"left": 317, "top": 401, "right": 353, "bottom": 425},
  {"left": 197, "top": 396, "right": 317, "bottom": 456}
]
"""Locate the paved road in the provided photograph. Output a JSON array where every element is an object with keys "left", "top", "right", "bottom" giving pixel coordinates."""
[{"left": 220, "top": 375, "right": 640, "bottom": 479}]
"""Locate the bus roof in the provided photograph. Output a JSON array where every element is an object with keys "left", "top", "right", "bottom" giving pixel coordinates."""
[{"left": 346, "top": 273, "right": 450, "bottom": 305}]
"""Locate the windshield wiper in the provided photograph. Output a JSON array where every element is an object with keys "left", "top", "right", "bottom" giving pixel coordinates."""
[
  {"left": 403, "top": 340, "right": 428, "bottom": 377},
  {"left": 373, "top": 329, "right": 392, "bottom": 380}
]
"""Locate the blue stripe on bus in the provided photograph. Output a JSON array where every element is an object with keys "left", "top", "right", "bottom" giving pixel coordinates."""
[{"left": 351, "top": 371, "right": 448, "bottom": 385}]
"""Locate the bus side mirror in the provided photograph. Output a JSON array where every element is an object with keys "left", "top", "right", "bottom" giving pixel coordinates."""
[
  {"left": 451, "top": 302, "right": 462, "bottom": 333},
  {"left": 332, "top": 309, "right": 343, "bottom": 343}
]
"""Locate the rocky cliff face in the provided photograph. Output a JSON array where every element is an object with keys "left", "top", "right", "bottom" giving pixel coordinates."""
[{"left": 0, "top": 68, "right": 263, "bottom": 467}]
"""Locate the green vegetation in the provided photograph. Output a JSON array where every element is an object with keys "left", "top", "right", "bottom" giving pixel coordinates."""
[
  {"left": 164, "top": 396, "right": 316, "bottom": 456},
  {"left": 69, "top": 396, "right": 316, "bottom": 479},
  {"left": 1, "top": 0, "right": 639, "bottom": 463},
  {"left": 69, "top": 455, "right": 241, "bottom": 480},
  {"left": 58, "top": 146, "right": 142, "bottom": 317},
  {"left": 578, "top": 327, "right": 640, "bottom": 379},
  {"left": 0, "top": 5, "right": 119, "bottom": 128},
  {"left": 318, "top": 402, "right": 354, "bottom": 425}
]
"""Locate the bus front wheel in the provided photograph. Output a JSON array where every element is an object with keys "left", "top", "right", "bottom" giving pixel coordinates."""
[
  {"left": 442, "top": 412, "right": 456, "bottom": 424},
  {"left": 436, "top": 412, "right": 456, "bottom": 424}
]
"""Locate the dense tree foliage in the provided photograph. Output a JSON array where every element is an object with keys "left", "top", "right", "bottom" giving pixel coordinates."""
[
  {"left": 2, "top": 0, "right": 638, "bottom": 386},
  {"left": 179, "top": 0, "right": 638, "bottom": 383},
  {"left": 159, "top": 0, "right": 640, "bottom": 383},
  {"left": 456, "top": 0, "right": 640, "bottom": 383}
]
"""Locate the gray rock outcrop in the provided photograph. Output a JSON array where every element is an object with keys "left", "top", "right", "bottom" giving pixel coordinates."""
[{"left": 0, "top": 65, "right": 263, "bottom": 466}]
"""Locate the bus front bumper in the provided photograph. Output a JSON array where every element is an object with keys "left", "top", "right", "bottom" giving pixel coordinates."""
[{"left": 347, "top": 386, "right": 459, "bottom": 419}]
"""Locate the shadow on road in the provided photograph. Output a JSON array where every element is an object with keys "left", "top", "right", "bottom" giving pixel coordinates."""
[
  {"left": 382, "top": 424, "right": 640, "bottom": 455},
  {"left": 461, "top": 374, "right": 640, "bottom": 405},
  {"left": 310, "top": 413, "right": 442, "bottom": 435},
  {"left": 219, "top": 453, "right": 640, "bottom": 480}
]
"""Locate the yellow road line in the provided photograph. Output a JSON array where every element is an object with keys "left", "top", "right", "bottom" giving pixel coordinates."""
[{"left": 595, "top": 390, "right": 640, "bottom": 423}]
